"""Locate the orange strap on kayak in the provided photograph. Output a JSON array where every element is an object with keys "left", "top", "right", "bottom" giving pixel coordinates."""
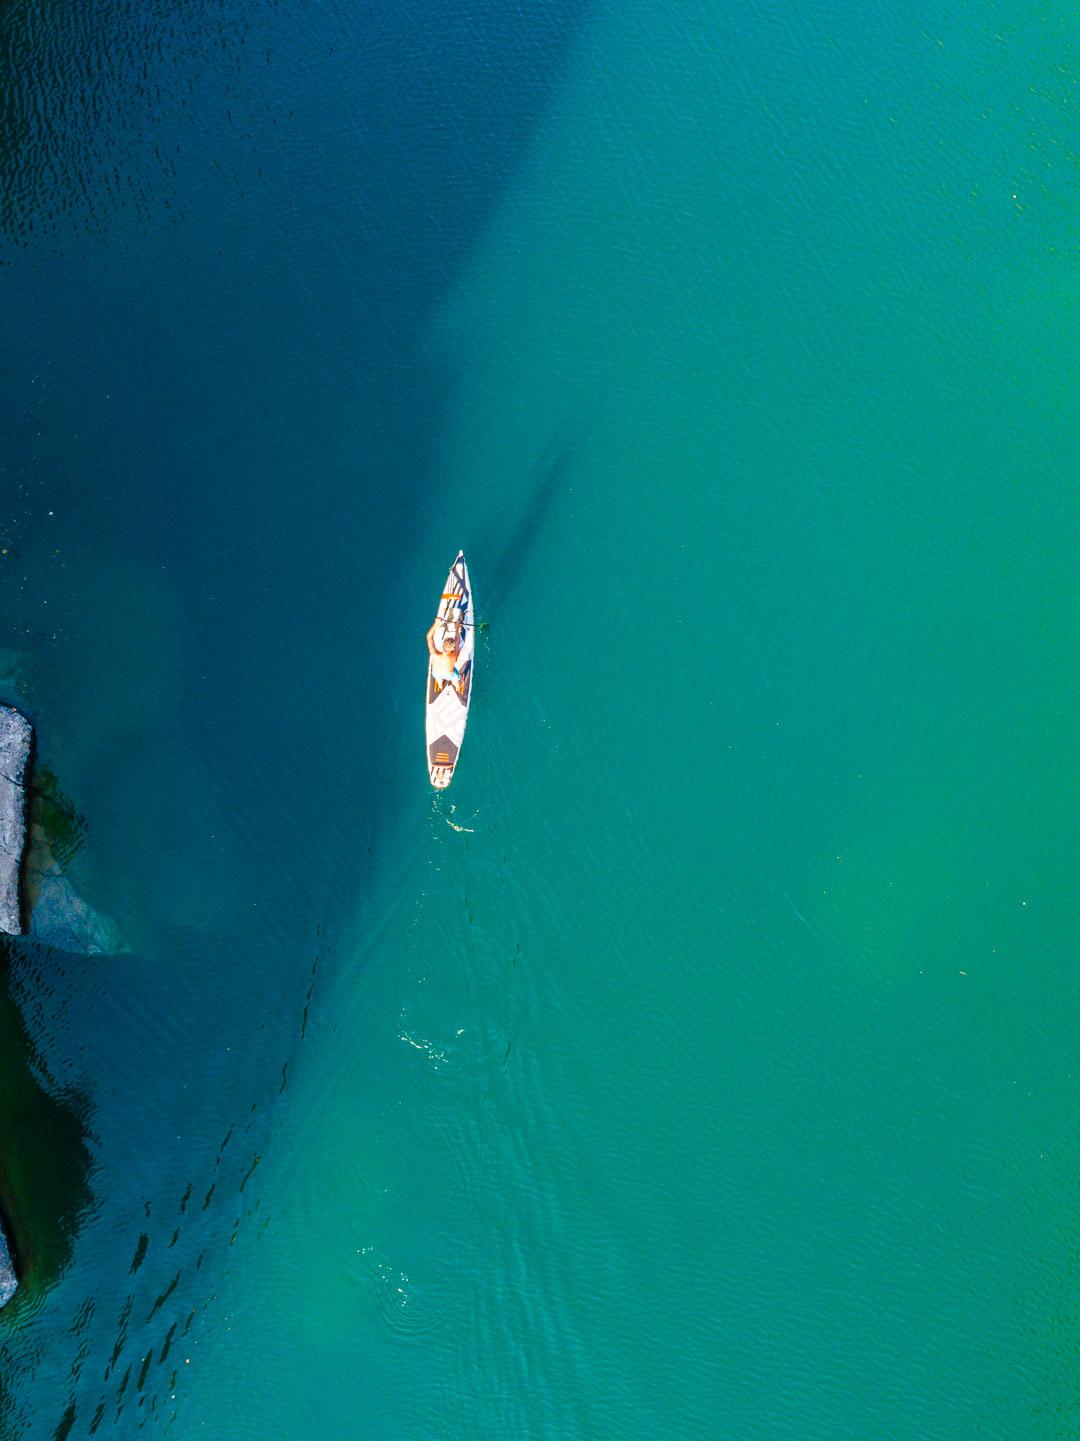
[{"left": 441, "top": 592, "right": 461, "bottom": 600}]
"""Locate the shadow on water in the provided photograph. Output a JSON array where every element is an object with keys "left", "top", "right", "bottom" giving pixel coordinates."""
[
  {"left": 0, "top": 0, "right": 591, "bottom": 953},
  {"left": 0, "top": 0, "right": 589, "bottom": 1433},
  {"left": 0, "top": 939, "right": 93, "bottom": 1308},
  {"left": 476, "top": 439, "right": 577, "bottom": 618}
]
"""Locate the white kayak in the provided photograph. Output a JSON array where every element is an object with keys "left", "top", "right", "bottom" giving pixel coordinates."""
[{"left": 425, "top": 551, "right": 475, "bottom": 789}]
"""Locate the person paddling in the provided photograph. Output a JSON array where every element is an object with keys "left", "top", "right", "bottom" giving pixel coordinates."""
[{"left": 426, "top": 615, "right": 463, "bottom": 687}]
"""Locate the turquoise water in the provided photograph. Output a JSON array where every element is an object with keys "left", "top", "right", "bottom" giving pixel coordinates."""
[{"left": 2, "top": 0, "right": 1080, "bottom": 1436}]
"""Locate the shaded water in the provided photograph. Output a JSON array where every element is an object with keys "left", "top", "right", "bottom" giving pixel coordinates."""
[
  {"left": 0, "top": 0, "right": 586, "bottom": 1432},
  {"left": 3, "top": 0, "right": 1080, "bottom": 1437}
]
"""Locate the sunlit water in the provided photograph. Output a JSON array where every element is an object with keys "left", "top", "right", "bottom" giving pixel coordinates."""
[{"left": 1, "top": 2, "right": 1079, "bottom": 1437}]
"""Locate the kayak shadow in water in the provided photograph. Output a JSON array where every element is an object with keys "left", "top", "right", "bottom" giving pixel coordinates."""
[
  {"left": 0, "top": 938, "right": 93, "bottom": 1308},
  {"left": 477, "top": 437, "right": 578, "bottom": 618}
]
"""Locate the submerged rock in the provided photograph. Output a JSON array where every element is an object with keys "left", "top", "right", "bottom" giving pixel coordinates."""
[
  {"left": 0, "top": 706, "right": 31, "bottom": 936},
  {"left": 26, "top": 850, "right": 123, "bottom": 955},
  {"left": 22, "top": 764, "right": 122, "bottom": 953}
]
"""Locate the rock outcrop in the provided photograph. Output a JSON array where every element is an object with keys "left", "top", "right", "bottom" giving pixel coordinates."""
[
  {"left": 0, "top": 706, "right": 31, "bottom": 936},
  {"left": 0, "top": 1221, "right": 15, "bottom": 1307}
]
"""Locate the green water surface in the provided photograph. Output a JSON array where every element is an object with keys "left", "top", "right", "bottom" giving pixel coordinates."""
[{"left": 2, "top": 1, "right": 1079, "bottom": 1437}]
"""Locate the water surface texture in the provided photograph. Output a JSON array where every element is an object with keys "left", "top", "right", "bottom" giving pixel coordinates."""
[{"left": 2, "top": 1, "right": 1079, "bottom": 1437}]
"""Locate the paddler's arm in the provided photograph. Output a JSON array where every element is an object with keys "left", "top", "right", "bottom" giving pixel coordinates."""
[{"left": 425, "top": 621, "right": 439, "bottom": 657}]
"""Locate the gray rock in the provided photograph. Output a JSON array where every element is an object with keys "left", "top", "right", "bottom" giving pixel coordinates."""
[
  {"left": 0, "top": 1217, "right": 16, "bottom": 1307},
  {"left": 0, "top": 706, "right": 31, "bottom": 936}
]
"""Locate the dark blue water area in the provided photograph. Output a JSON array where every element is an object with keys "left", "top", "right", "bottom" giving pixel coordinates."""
[{"left": 0, "top": 1, "right": 585, "bottom": 1432}]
